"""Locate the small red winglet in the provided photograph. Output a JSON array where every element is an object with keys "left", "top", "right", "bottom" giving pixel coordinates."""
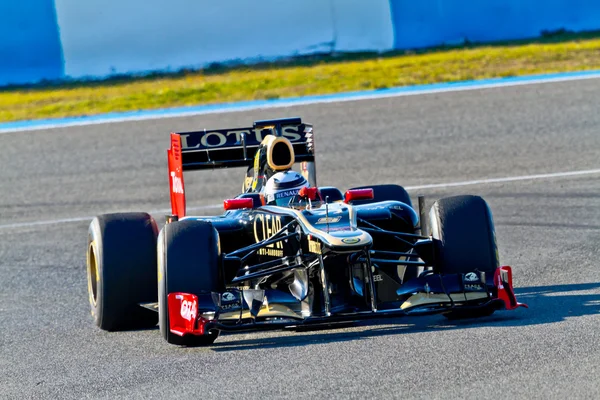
[
  {"left": 494, "top": 266, "right": 528, "bottom": 310},
  {"left": 167, "top": 292, "right": 208, "bottom": 337}
]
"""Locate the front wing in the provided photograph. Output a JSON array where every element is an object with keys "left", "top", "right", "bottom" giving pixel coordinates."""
[{"left": 166, "top": 266, "right": 527, "bottom": 338}]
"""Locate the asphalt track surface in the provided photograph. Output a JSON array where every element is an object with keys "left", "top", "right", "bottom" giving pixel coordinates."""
[{"left": 1, "top": 78, "right": 599, "bottom": 399}]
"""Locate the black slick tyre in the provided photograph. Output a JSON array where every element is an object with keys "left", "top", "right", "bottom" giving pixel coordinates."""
[
  {"left": 87, "top": 213, "right": 159, "bottom": 331},
  {"left": 158, "top": 219, "right": 223, "bottom": 346},
  {"left": 428, "top": 195, "right": 499, "bottom": 319}
]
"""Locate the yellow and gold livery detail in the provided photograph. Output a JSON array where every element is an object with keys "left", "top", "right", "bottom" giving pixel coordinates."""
[
  {"left": 308, "top": 238, "right": 322, "bottom": 254},
  {"left": 260, "top": 134, "right": 295, "bottom": 171},
  {"left": 253, "top": 214, "right": 283, "bottom": 249}
]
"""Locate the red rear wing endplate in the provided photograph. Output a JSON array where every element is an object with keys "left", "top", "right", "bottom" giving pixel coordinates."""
[{"left": 168, "top": 133, "right": 186, "bottom": 218}]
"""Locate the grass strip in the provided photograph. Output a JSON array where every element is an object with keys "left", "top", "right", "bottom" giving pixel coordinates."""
[{"left": 2, "top": 31, "right": 600, "bottom": 122}]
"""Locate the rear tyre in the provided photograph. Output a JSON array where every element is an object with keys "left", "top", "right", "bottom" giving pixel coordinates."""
[
  {"left": 158, "top": 220, "right": 223, "bottom": 346},
  {"left": 428, "top": 195, "right": 499, "bottom": 319},
  {"left": 87, "top": 213, "right": 159, "bottom": 331},
  {"left": 348, "top": 184, "right": 412, "bottom": 207}
]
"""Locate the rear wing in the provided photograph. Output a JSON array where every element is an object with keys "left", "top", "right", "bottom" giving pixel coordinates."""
[
  {"left": 171, "top": 117, "right": 314, "bottom": 171},
  {"left": 167, "top": 117, "right": 316, "bottom": 217}
]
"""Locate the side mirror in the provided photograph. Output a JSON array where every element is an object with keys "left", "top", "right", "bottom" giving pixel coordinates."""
[
  {"left": 224, "top": 198, "right": 254, "bottom": 211},
  {"left": 344, "top": 188, "right": 374, "bottom": 203}
]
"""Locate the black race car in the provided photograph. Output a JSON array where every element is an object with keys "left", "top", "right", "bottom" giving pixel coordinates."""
[{"left": 86, "top": 117, "right": 526, "bottom": 346}]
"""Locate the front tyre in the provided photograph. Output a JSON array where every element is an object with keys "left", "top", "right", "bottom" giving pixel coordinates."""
[
  {"left": 158, "top": 220, "right": 223, "bottom": 346},
  {"left": 428, "top": 195, "right": 499, "bottom": 319},
  {"left": 87, "top": 213, "right": 159, "bottom": 331}
]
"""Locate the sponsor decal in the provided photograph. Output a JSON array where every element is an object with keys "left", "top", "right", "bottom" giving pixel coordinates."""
[
  {"left": 341, "top": 237, "right": 361, "bottom": 245},
  {"left": 258, "top": 248, "right": 284, "bottom": 257},
  {"left": 254, "top": 214, "right": 283, "bottom": 250},
  {"left": 222, "top": 292, "right": 236, "bottom": 302},
  {"left": 170, "top": 171, "right": 184, "bottom": 194},
  {"left": 497, "top": 271, "right": 505, "bottom": 289},
  {"left": 275, "top": 189, "right": 300, "bottom": 199},
  {"left": 219, "top": 291, "right": 242, "bottom": 310},
  {"left": 308, "top": 239, "right": 321, "bottom": 254},
  {"left": 464, "top": 284, "right": 484, "bottom": 291},
  {"left": 180, "top": 125, "right": 303, "bottom": 150},
  {"left": 176, "top": 295, "right": 197, "bottom": 322},
  {"left": 390, "top": 205, "right": 404, "bottom": 211},
  {"left": 316, "top": 216, "right": 341, "bottom": 224},
  {"left": 221, "top": 303, "right": 241, "bottom": 310},
  {"left": 465, "top": 272, "right": 479, "bottom": 282},
  {"left": 373, "top": 274, "right": 383, "bottom": 282}
]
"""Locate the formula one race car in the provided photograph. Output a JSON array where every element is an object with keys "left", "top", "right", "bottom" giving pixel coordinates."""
[{"left": 86, "top": 117, "right": 527, "bottom": 346}]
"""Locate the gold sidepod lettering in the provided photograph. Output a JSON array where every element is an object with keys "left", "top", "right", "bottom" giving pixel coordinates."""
[
  {"left": 253, "top": 217, "right": 260, "bottom": 244},
  {"left": 308, "top": 239, "right": 321, "bottom": 254},
  {"left": 253, "top": 214, "right": 283, "bottom": 249}
]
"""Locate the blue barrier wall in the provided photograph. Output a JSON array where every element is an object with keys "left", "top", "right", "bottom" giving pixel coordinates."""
[
  {"left": 2, "top": 1, "right": 600, "bottom": 86},
  {"left": 389, "top": 0, "right": 600, "bottom": 49},
  {"left": 0, "top": 0, "right": 63, "bottom": 85}
]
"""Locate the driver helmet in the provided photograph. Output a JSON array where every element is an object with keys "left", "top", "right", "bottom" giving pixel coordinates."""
[{"left": 263, "top": 171, "right": 308, "bottom": 206}]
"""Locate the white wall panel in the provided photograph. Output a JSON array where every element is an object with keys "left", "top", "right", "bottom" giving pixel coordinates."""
[
  {"left": 332, "top": 0, "right": 394, "bottom": 52},
  {"left": 55, "top": 0, "right": 337, "bottom": 78}
]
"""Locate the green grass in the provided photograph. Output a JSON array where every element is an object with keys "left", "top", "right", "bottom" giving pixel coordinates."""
[{"left": 2, "top": 30, "right": 600, "bottom": 122}]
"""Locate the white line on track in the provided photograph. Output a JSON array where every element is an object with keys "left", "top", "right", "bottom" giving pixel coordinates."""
[
  {"left": 1, "top": 168, "right": 598, "bottom": 231},
  {"left": 403, "top": 168, "right": 600, "bottom": 190}
]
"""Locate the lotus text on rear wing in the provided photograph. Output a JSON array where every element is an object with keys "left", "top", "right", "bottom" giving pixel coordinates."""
[{"left": 180, "top": 126, "right": 303, "bottom": 149}]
